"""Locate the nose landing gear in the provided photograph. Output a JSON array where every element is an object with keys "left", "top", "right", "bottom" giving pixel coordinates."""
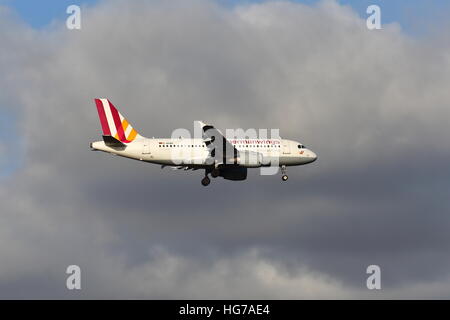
[{"left": 281, "top": 165, "right": 288, "bottom": 182}]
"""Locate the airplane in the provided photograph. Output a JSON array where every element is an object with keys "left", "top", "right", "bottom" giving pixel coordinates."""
[{"left": 90, "top": 99, "right": 317, "bottom": 186}]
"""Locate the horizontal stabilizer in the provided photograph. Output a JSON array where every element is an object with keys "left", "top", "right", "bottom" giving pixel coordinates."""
[{"left": 103, "top": 135, "right": 126, "bottom": 148}]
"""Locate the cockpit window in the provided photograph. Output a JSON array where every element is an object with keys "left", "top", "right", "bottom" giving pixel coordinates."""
[{"left": 297, "top": 144, "right": 306, "bottom": 149}]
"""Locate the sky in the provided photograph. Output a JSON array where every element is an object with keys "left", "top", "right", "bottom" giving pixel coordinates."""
[
  {"left": 1, "top": 0, "right": 450, "bottom": 299},
  {"left": 2, "top": 0, "right": 450, "bottom": 34}
]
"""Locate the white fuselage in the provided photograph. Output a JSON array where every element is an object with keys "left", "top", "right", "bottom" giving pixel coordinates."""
[{"left": 91, "top": 138, "right": 317, "bottom": 167}]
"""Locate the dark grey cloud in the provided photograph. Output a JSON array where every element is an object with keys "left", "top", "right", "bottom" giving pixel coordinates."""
[{"left": 1, "top": 0, "right": 450, "bottom": 298}]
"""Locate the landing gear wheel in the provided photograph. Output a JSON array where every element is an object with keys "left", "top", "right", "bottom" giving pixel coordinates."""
[
  {"left": 201, "top": 176, "right": 211, "bottom": 186},
  {"left": 211, "top": 168, "right": 220, "bottom": 178},
  {"left": 281, "top": 165, "right": 288, "bottom": 181}
]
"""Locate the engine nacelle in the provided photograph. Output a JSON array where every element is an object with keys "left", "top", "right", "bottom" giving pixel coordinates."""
[
  {"left": 220, "top": 167, "right": 247, "bottom": 181},
  {"left": 235, "top": 151, "right": 263, "bottom": 168}
]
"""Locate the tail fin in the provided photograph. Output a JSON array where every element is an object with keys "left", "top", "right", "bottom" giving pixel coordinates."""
[{"left": 94, "top": 98, "right": 142, "bottom": 143}]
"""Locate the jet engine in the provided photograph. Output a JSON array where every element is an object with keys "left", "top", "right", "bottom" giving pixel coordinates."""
[{"left": 219, "top": 167, "right": 247, "bottom": 181}]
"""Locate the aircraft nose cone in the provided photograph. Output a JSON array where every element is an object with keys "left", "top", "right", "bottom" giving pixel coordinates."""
[{"left": 310, "top": 151, "right": 317, "bottom": 162}]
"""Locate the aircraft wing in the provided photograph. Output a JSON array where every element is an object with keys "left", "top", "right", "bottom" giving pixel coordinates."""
[{"left": 197, "top": 121, "right": 239, "bottom": 165}]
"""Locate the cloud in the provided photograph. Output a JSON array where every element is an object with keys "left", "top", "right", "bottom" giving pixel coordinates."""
[{"left": 1, "top": 0, "right": 450, "bottom": 298}]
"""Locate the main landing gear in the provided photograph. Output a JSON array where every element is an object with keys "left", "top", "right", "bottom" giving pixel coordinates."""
[
  {"left": 202, "top": 168, "right": 220, "bottom": 186},
  {"left": 281, "top": 165, "right": 288, "bottom": 182},
  {"left": 211, "top": 168, "right": 220, "bottom": 178},
  {"left": 201, "top": 176, "right": 211, "bottom": 186}
]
